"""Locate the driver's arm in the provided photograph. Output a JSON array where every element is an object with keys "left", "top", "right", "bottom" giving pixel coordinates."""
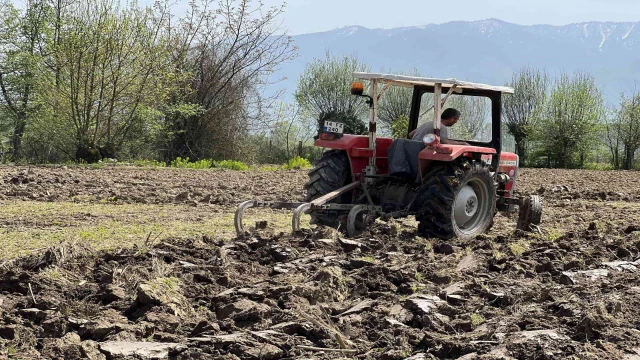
[{"left": 408, "top": 129, "right": 417, "bottom": 139}]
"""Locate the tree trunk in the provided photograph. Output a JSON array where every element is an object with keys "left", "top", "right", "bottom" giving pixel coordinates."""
[
  {"left": 514, "top": 138, "right": 526, "bottom": 167},
  {"left": 11, "top": 116, "right": 26, "bottom": 161},
  {"left": 624, "top": 147, "right": 634, "bottom": 170}
]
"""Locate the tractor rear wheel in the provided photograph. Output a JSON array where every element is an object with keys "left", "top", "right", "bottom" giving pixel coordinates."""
[
  {"left": 304, "top": 150, "right": 351, "bottom": 226},
  {"left": 415, "top": 162, "right": 496, "bottom": 240}
]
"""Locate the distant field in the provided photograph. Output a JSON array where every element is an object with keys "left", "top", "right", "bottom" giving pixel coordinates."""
[
  {"left": 1, "top": 165, "right": 639, "bottom": 259},
  {"left": 2, "top": 165, "right": 640, "bottom": 358}
]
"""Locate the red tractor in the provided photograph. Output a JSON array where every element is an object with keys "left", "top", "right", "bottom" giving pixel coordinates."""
[{"left": 236, "top": 73, "right": 542, "bottom": 240}]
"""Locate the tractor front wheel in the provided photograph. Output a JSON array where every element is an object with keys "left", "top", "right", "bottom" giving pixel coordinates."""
[
  {"left": 516, "top": 195, "right": 542, "bottom": 232},
  {"left": 304, "top": 150, "right": 351, "bottom": 226},
  {"left": 415, "top": 163, "right": 496, "bottom": 240}
]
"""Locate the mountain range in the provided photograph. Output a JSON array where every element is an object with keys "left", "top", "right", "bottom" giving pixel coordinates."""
[{"left": 271, "top": 19, "right": 640, "bottom": 104}]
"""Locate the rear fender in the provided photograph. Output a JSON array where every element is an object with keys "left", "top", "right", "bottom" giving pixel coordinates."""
[
  {"left": 314, "top": 135, "right": 393, "bottom": 177},
  {"left": 418, "top": 145, "right": 497, "bottom": 174}
]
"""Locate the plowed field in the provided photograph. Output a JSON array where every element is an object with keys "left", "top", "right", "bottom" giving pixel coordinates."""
[{"left": 1, "top": 166, "right": 639, "bottom": 359}]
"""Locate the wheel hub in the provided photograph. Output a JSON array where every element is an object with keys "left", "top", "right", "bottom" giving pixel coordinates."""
[{"left": 454, "top": 185, "right": 478, "bottom": 226}]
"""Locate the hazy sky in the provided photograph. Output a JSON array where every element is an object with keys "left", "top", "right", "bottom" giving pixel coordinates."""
[{"left": 260, "top": 0, "right": 640, "bottom": 35}]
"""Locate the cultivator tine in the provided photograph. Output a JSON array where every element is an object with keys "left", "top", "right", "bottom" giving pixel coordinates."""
[
  {"left": 235, "top": 200, "right": 307, "bottom": 236},
  {"left": 347, "top": 205, "right": 371, "bottom": 238},
  {"left": 236, "top": 182, "right": 362, "bottom": 237},
  {"left": 234, "top": 200, "right": 256, "bottom": 236},
  {"left": 292, "top": 181, "right": 361, "bottom": 234},
  {"left": 292, "top": 203, "right": 312, "bottom": 234}
]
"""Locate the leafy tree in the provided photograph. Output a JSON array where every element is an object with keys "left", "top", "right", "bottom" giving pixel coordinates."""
[
  {"left": 537, "top": 72, "right": 604, "bottom": 168},
  {"left": 390, "top": 114, "right": 409, "bottom": 138},
  {"left": 0, "top": 0, "right": 50, "bottom": 161},
  {"left": 318, "top": 110, "right": 366, "bottom": 135},
  {"left": 606, "top": 92, "right": 640, "bottom": 169},
  {"left": 502, "top": 67, "right": 548, "bottom": 166},
  {"left": 36, "top": 0, "right": 171, "bottom": 162},
  {"left": 378, "top": 69, "right": 421, "bottom": 134},
  {"left": 295, "top": 52, "right": 369, "bottom": 134}
]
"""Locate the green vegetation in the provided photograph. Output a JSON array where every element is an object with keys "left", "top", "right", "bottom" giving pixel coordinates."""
[
  {"left": 215, "top": 160, "right": 250, "bottom": 171},
  {"left": 470, "top": 313, "right": 486, "bottom": 327},
  {"left": 295, "top": 51, "right": 369, "bottom": 135},
  {"left": 281, "top": 156, "right": 312, "bottom": 170},
  {"left": 0, "top": 0, "right": 636, "bottom": 170},
  {"left": 508, "top": 242, "right": 528, "bottom": 257},
  {"left": 0, "top": 201, "right": 309, "bottom": 259}
]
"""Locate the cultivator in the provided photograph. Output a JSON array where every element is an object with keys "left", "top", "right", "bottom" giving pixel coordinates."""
[
  {"left": 234, "top": 181, "right": 382, "bottom": 237},
  {"left": 235, "top": 72, "right": 543, "bottom": 240}
]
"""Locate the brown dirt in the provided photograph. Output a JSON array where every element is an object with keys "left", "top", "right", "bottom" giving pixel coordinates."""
[
  {"left": 0, "top": 165, "right": 307, "bottom": 205},
  {"left": 1, "top": 166, "right": 640, "bottom": 359}
]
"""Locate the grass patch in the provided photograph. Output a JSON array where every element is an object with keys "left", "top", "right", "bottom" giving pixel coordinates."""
[
  {"left": 582, "top": 162, "right": 614, "bottom": 171},
  {"left": 258, "top": 165, "right": 280, "bottom": 172},
  {"left": 508, "top": 241, "right": 528, "bottom": 257},
  {"left": 170, "top": 157, "right": 214, "bottom": 169},
  {"left": 214, "top": 160, "right": 250, "bottom": 171},
  {"left": 0, "top": 201, "right": 308, "bottom": 259},
  {"left": 470, "top": 313, "right": 485, "bottom": 327}
]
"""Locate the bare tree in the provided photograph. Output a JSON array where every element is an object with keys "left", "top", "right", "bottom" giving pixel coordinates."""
[
  {"left": 447, "top": 95, "right": 491, "bottom": 141},
  {"left": 502, "top": 67, "right": 549, "bottom": 166},
  {"left": 161, "top": 0, "right": 297, "bottom": 161}
]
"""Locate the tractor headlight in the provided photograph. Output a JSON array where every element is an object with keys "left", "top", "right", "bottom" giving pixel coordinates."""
[{"left": 422, "top": 134, "right": 437, "bottom": 145}]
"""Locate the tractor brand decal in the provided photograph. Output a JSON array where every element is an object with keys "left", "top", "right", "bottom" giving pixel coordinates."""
[{"left": 499, "top": 160, "right": 517, "bottom": 167}]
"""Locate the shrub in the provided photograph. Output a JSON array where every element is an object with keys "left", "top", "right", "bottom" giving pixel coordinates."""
[
  {"left": 170, "top": 157, "right": 213, "bottom": 169},
  {"left": 214, "top": 160, "right": 249, "bottom": 171},
  {"left": 583, "top": 162, "right": 614, "bottom": 171},
  {"left": 281, "top": 156, "right": 312, "bottom": 170}
]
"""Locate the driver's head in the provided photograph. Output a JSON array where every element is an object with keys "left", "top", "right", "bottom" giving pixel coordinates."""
[{"left": 441, "top": 108, "right": 461, "bottom": 127}]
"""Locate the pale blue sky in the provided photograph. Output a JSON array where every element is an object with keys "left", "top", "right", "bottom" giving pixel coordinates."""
[{"left": 260, "top": 0, "right": 640, "bottom": 35}]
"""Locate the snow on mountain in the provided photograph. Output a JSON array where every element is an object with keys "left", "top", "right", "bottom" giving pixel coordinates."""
[{"left": 268, "top": 19, "right": 640, "bottom": 104}]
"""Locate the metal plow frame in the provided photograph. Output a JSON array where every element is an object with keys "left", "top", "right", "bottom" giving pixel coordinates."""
[{"left": 234, "top": 181, "right": 382, "bottom": 237}]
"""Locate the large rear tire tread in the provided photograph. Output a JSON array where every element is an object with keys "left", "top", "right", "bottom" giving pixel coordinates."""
[
  {"left": 415, "top": 162, "right": 496, "bottom": 240},
  {"left": 304, "top": 150, "right": 351, "bottom": 226}
]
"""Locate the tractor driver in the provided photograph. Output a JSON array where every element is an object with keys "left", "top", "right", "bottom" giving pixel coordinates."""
[{"left": 408, "top": 108, "right": 468, "bottom": 145}]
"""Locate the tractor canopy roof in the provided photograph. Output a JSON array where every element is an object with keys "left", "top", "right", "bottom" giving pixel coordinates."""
[{"left": 353, "top": 72, "right": 514, "bottom": 94}]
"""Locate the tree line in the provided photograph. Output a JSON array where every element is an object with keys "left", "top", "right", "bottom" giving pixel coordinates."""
[
  {"left": 0, "top": 2, "right": 637, "bottom": 170},
  {"left": 296, "top": 53, "right": 640, "bottom": 170},
  {"left": 0, "top": 0, "right": 296, "bottom": 164}
]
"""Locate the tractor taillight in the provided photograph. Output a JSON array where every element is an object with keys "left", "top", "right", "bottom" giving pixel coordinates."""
[{"left": 320, "top": 133, "right": 335, "bottom": 140}]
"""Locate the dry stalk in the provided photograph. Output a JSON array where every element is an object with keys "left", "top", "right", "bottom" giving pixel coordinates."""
[{"left": 28, "top": 283, "right": 37, "bottom": 304}]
